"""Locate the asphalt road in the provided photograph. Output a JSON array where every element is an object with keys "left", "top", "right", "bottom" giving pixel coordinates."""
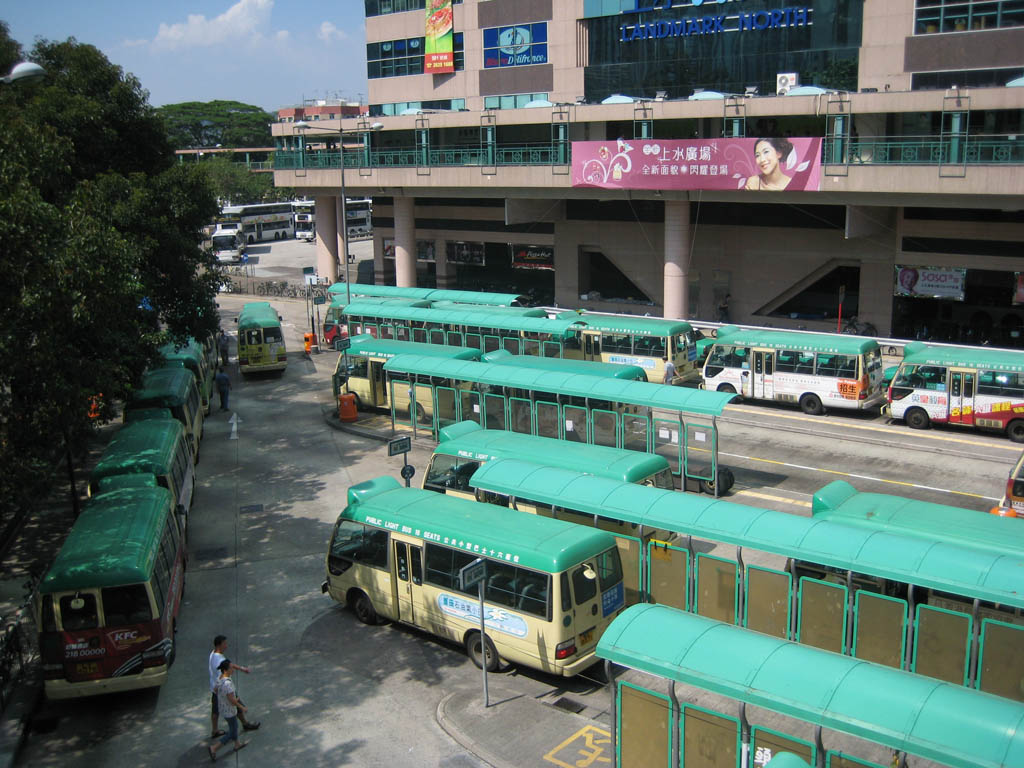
[{"left": 11, "top": 237, "right": 1019, "bottom": 767}]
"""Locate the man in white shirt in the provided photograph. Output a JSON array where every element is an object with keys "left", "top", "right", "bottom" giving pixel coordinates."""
[{"left": 209, "top": 635, "right": 260, "bottom": 738}]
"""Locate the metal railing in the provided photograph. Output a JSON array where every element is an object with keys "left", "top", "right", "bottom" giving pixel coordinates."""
[{"left": 275, "top": 135, "right": 1024, "bottom": 172}]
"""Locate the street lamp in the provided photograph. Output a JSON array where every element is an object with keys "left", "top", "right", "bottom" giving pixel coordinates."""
[
  {"left": 1, "top": 61, "right": 45, "bottom": 85},
  {"left": 293, "top": 120, "right": 381, "bottom": 306}
]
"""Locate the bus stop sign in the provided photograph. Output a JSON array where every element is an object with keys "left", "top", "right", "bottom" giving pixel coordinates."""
[
  {"left": 458, "top": 558, "right": 486, "bottom": 591},
  {"left": 388, "top": 436, "right": 411, "bottom": 456}
]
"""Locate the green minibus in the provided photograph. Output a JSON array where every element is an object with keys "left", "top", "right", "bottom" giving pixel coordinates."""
[
  {"left": 158, "top": 338, "right": 214, "bottom": 416},
  {"left": 123, "top": 368, "right": 204, "bottom": 461},
  {"left": 237, "top": 301, "right": 287, "bottom": 374}
]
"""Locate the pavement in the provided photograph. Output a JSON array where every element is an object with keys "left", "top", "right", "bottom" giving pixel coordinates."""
[{"left": 0, "top": 339, "right": 619, "bottom": 768}]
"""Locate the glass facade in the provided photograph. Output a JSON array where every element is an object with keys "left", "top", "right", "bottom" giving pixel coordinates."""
[
  {"left": 368, "top": 33, "right": 464, "bottom": 79},
  {"left": 914, "top": 0, "right": 1024, "bottom": 34},
  {"left": 584, "top": 0, "right": 863, "bottom": 101},
  {"left": 365, "top": 0, "right": 462, "bottom": 18},
  {"left": 483, "top": 93, "right": 550, "bottom": 110}
]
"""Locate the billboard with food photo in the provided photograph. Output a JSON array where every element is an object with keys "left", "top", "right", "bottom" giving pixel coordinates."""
[{"left": 425, "top": 0, "right": 455, "bottom": 74}]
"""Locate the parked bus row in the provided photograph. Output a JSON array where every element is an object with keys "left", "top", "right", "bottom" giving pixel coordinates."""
[
  {"left": 325, "top": 287, "right": 1024, "bottom": 444},
  {"left": 33, "top": 334, "right": 220, "bottom": 699}
]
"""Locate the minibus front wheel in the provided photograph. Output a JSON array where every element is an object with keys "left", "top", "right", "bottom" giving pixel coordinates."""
[{"left": 349, "top": 589, "right": 379, "bottom": 625}]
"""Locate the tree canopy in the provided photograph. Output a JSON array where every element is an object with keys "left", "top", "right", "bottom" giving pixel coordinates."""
[
  {"left": 157, "top": 100, "right": 276, "bottom": 150},
  {"left": 0, "top": 24, "right": 221, "bottom": 524}
]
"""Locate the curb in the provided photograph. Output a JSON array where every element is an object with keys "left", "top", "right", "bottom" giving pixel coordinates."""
[{"left": 435, "top": 692, "right": 505, "bottom": 768}]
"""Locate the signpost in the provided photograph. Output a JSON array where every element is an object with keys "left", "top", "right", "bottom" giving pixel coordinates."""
[
  {"left": 388, "top": 436, "right": 414, "bottom": 487},
  {"left": 458, "top": 557, "right": 489, "bottom": 707},
  {"left": 303, "top": 267, "right": 318, "bottom": 348}
]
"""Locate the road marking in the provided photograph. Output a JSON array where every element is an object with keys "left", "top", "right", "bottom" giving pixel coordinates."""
[
  {"left": 724, "top": 405, "right": 1020, "bottom": 452},
  {"left": 720, "top": 450, "right": 1000, "bottom": 502},
  {"left": 544, "top": 725, "right": 611, "bottom": 768},
  {"left": 734, "top": 490, "right": 811, "bottom": 508},
  {"left": 229, "top": 412, "right": 242, "bottom": 440}
]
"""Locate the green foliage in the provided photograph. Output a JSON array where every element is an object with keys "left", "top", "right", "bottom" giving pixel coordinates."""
[
  {"left": 157, "top": 100, "right": 276, "bottom": 150},
  {"left": 200, "top": 156, "right": 294, "bottom": 204},
  {"left": 0, "top": 26, "right": 222, "bottom": 522}
]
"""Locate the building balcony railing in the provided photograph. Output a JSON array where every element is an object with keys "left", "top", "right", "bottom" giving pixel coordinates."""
[{"left": 274, "top": 135, "right": 1024, "bottom": 172}]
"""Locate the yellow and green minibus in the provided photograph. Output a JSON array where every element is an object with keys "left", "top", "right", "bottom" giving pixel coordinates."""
[
  {"left": 331, "top": 334, "right": 482, "bottom": 408},
  {"left": 158, "top": 338, "right": 214, "bottom": 416},
  {"left": 236, "top": 301, "right": 287, "bottom": 374},
  {"left": 424, "top": 421, "right": 675, "bottom": 498},
  {"left": 123, "top": 368, "right": 204, "bottom": 461},
  {"left": 87, "top": 415, "right": 195, "bottom": 527},
  {"left": 36, "top": 486, "right": 186, "bottom": 699},
  {"left": 323, "top": 476, "right": 625, "bottom": 676},
  {"left": 556, "top": 311, "right": 699, "bottom": 384}
]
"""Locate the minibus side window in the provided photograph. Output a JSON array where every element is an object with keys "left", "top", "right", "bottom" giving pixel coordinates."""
[
  {"left": 60, "top": 593, "right": 99, "bottom": 631},
  {"left": 101, "top": 584, "right": 152, "bottom": 626}
]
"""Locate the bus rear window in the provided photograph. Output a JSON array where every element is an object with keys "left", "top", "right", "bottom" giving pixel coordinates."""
[
  {"left": 596, "top": 549, "right": 623, "bottom": 592},
  {"left": 242, "top": 329, "right": 262, "bottom": 346},
  {"left": 264, "top": 328, "right": 283, "bottom": 344},
  {"left": 572, "top": 565, "right": 597, "bottom": 605},
  {"left": 59, "top": 593, "right": 99, "bottom": 631},
  {"left": 101, "top": 584, "right": 152, "bottom": 625}
]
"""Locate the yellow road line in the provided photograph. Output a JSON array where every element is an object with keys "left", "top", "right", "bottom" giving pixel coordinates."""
[
  {"left": 723, "top": 405, "right": 1019, "bottom": 452},
  {"left": 734, "top": 490, "right": 811, "bottom": 508}
]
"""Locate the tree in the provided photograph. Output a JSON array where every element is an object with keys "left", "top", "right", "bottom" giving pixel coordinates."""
[
  {"left": 157, "top": 100, "right": 276, "bottom": 150},
  {"left": 202, "top": 156, "right": 294, "bottom": 204},
  {"left": 0, "top": 25, "right": 220, "bottom": 525}
]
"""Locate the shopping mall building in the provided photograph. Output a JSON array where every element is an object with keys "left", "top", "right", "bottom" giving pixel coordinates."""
[{"left": 272, "top": 0, "right": 1024, "bottom": 344}]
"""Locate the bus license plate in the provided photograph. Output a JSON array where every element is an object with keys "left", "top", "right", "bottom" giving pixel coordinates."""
[
  {"left": 76, "top": 662, "right": 99, "bottom": 676},
  {"left": 579, "top": 628, "right": 594, "bottom": 646}
]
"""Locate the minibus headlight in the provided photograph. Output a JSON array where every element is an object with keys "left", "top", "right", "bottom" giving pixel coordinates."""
[
  {"left": 142, "top": 648, "right": 166, "bottom": 667},
  {"left": 42, "top": 663, "right": 64, "bottom": 680}
]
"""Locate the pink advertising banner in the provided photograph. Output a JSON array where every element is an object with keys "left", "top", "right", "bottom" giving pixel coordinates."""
[{"left": 572, "top": 137, "right": 822, "bottom": 192}]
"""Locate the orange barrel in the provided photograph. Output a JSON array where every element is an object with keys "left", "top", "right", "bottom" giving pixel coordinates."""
[
  {"left": 338, "top": 393, "right": 358, "bottom": 423},
  {"left": 303, "top": 332, "right": 313, "bottom": 354}
]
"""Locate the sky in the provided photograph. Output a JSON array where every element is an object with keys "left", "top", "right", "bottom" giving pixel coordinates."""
[{"left": 3, "top": 0, "right": 370, "bottom": 111}]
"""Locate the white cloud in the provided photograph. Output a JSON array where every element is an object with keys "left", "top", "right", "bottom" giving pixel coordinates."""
[
  {"left": 152, "top": 0, "right": 275, "bottom": 51},
  {"left": 317, "top": 21, "right": 349, "bottom": 43},
  {"left": 275, "top": 30, "right": 290, "bottom": 43}
]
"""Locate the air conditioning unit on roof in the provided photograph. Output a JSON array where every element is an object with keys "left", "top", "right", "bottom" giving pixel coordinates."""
[{"left": 776, "top": 73, "right": 799, "bottom": 95}]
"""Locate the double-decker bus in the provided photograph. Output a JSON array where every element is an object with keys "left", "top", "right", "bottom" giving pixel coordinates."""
[
  {"left": 701, "top": 326, "right": 887, "bottom": 415},
  {"left": 466, "top": 459, "right": 1024, "bottom": 704},
  {"left": 323, "top": 476, "right": 625, "bottom": 676},
  {"left": 344, "top": 197, "right": 372, "bottom": 239},
  {"left": 598, "top": 605, "right": 1024, "bottom": 768},
  {"left": 293, "top": 200, "right": 315, "bottom": 242},
  {"left": 885, "top": 341, "right": 1024, "bottom": 442},
  {"left": 381, "top": 354, "right": 736, "bottom": 493},
  {"left": 221, "top": 202, "right": 295, "bottom": 244},
  {"left": 36, "top": 486, "right": 186, "bottom": 699}
]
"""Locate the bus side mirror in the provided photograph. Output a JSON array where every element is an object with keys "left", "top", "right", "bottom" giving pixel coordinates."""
[{"left": 233, "top": 318, "right": 238, "bottom": 324}]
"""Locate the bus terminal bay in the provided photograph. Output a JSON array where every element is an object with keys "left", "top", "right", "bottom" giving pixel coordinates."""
[{"left": 3, "top": 262, "right": 1020, "bottom": 767}]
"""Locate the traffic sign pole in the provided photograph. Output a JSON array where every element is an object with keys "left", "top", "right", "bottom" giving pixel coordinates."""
[{"left": 458, "top": 557, "right": 488, "bottom": 708}]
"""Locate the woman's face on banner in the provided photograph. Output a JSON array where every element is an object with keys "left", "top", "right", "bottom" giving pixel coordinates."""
[{"left": 754, "top": 140, "right": 782, "bottom": 177}]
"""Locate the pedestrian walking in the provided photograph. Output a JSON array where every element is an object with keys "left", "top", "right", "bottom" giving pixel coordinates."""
[
  {"left": 218, "top": 332, "right": 231, "bottom": 367},
  {"left": 208, "top": 635, "right": 259, "bottom": 739},
  {"left": 215, "top": 371, "right": 231, "bottom": 412},
  {"left": 717, "top": 294, "right": 731, "bottom": 324},
  {"left": 662, "top": 356, "right": 677, "bottom": 385},
  {"left": 209, "top": 660, "right": 248, "bottom": 761}
]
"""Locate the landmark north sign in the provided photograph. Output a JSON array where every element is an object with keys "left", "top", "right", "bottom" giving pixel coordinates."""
[{"left": 618, "top": 2, "right": 811, "bottom": 42}]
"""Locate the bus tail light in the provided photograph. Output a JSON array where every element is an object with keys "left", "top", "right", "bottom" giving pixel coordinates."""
[
  {"left": 238, "top": 357, "right": 248, "bottom": 366},
  {"left": 42, "top": 663, "right": 64, "bottom": 680},
  {"left": 142, "top": 649, "right": 166, "bottom": 667},
  {"left": 858, "top": 375, "right": 869, "bottom": 400},
  {"left": 555, "top": 638, "right": 577, "bottom": 660},
  {"left": 277, "top": 353, "right": 287, "bottom": 362}
]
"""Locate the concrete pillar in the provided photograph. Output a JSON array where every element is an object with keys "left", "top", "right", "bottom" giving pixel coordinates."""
[
  {"left": 434, "top": 238, "right": 452, "bottom": 288},
  {"left": 315, "top": 195, "right": 339, "bottom": 284},
  {"left": 393, "top": 196, "right": 417, "bottom": 288},
  {"left": 373, "top": 234, "right": 389, "bottom": 285},
  {"left": 663, "top": 201, "right": 690, "bottom": 320}
]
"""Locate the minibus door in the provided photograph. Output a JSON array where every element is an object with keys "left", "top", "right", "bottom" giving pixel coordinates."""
[
  {"left": 391, "top": 537, "right": 424, "bottom": 626},
  {"left": 569, "top": 561, "right": 603, "bottom": 656},
  {"left": 949, "top": 369, "right": 975, "bottom": 426},
  {"left": 753, "top": 350, "right": 774, "bottom": 399},
  {"left": 370, "top": 361, "right": 387, "bottom": 406},
  {"left": 583, "top": 333, "right": 599, "bottom": 362}
]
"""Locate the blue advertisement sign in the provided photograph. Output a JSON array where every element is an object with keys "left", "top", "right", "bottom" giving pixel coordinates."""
[
  {"left": 601, "top": 582, "right": 625, "bottom": 617},
  {"left": 437, "top": 593, "right": 530, "bottom": 638},
  {"left": 483, "top": 23, "right": 548, "bottom": 68}
]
